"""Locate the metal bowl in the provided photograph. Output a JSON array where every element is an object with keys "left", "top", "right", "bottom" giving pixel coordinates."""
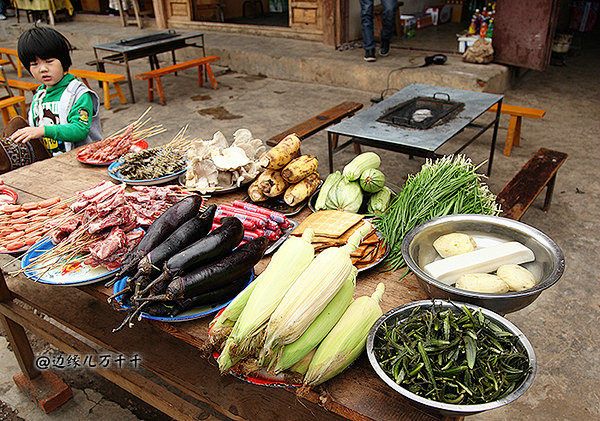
[
  {"left": 366, "top": 300, "right": 537, "bottom": 417},
  {"left": 401, "top": 214, "right": 565, "bottom": 315}
]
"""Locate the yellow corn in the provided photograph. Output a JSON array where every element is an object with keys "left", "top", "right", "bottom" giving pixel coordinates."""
[
  {"left": 217, "top": 229, "right": 315, "bottom": 372},
  {"left": 262, "top": 222, "right": 372, "bottom": 354},
  {"left": 303, "top": 282, "right": 385, "bottom": 386},
  {"left": 272, "top": 267, "right": 356, "bottom": 374}
]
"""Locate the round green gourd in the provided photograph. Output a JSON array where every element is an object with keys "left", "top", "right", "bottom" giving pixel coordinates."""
[{"left": 359, "top": 168, "right": 385, "bottom": 193}]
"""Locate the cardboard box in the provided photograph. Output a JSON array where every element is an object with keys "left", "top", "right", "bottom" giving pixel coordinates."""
[{"left": 415, "top": 13, "right": 433, "bottom": 29}]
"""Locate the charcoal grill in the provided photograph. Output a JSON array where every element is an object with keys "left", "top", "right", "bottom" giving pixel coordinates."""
[
  {"left": 326, "top": 84, "right": 504, "bottom": 176},
  {"left": 377, "top": 93, "right": 465, "bottom": 130}
]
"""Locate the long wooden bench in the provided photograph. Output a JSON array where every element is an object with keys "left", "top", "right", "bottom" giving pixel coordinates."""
[
  {"left": 0, "top": 96, "right": 27, "bottom": 126},
  {"left": 267, "top": 101, "right": 364, "bottom": 152},
  {"left": 487, "top": 103, "right": 546, "bottom": 156},
  {"left": 497, "top": 147, "right": 568, "bottom": 220},
  {"left": 0, "top": 48, "right": 25, "bottom": 78},
  {"left": 134, "top": 56, "right": 219, "bottom": 105},
  {"left": 68, "top": 69, "right": 127, "bottom": 111},
  {"left": 0, "top": 77, "right": 40, "bottom": 117}
]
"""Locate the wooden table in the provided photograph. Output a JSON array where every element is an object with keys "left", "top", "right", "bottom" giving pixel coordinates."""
[{"left": 0, "top": 151, "right": 461, "bottom": 421}]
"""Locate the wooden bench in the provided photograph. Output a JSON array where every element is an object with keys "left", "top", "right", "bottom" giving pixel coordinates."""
[
  {"left": 267, "top": 101, "right": 364, "bottom": 152},
  {"left": 67, "top": 69, "right": 127, "bottom": 111},
  {"left": 487, "top": 103, "right": 546, "bottom": 156},
  {"left": 0, "top": 48, "right": 24, "bottom": 78},
  {"left": 0, "top": 96, "right": 27, "bottom": 127},
  {"left": 0, "top": 77, "right": 40, "bottom": 117},
  {"left": 134, "top": 56, "right": 220, "bottom": 105},
  {"left": 496, "top": 147, "right": 568, "bottom": 220}
]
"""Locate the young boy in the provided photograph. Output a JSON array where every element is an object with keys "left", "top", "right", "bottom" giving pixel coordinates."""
[{"left": 10, "top": 26, "right": 103, "bottom": 156}]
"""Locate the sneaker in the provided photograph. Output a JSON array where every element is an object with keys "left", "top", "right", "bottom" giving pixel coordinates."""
[
  {"left": 364, "top": 49, "right": 376, "bottom": 62},
  {"left": 379, "top": 40, "right": 390, "bottom": 57},
  {"left": 0, "top": 14, "right": 6, "bottom": 20}
]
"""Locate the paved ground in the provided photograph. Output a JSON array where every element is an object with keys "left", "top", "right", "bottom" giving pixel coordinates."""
[{"left": 0, "top": 15, "right": 598, "bottom": 421}]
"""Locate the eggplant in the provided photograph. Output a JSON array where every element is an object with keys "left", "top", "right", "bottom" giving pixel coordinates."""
[
  {"left": 106, "top": 194, "right": 203, "bottom": 287},
  {"left": 139, "top": 216, "right": 245, "bottom": 296},
  {"left": 139, "top": 236, "right": 269, "bottom": 301},
  {"left": 135, "top": 204, "right": 217, "bottom": 277}
]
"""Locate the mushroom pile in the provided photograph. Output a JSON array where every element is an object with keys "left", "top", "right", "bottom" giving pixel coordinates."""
[{"left": 183, "top": 129, "right": 266, "bottom": 194}]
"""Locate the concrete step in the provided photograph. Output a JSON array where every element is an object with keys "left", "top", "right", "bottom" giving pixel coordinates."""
[{"left": 0, "top": 17, "right": 511, "bottom": 95}]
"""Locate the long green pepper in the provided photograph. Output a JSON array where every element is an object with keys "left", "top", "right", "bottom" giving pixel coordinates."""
[{"left": 373, "top": 302, "right": 531, "bottom": 405}]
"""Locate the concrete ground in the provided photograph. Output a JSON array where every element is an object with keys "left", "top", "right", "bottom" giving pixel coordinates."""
[{"left": 0, "top": 14, "right": 598, "bottom": 421}]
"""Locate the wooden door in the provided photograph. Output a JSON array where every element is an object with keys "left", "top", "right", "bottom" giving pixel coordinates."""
[{"left": 493, "top": 0, "right": 560, "bottom": 71}]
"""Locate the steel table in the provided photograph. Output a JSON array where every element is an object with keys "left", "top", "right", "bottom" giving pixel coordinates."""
[
  {"left": 327, "top": 84, "right": 504, "bottom": 176},
  {"left": 92, "top": 30, "right": 206, "bottom": 103}
]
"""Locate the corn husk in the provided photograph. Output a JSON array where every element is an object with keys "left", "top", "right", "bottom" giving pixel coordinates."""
[{"left": 303, "top": 282, "right": 385, "bottom": 386}]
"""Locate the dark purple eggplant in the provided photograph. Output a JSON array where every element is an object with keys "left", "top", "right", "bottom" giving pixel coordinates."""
[
  {"left": 105, "top": 194, "right": 203, "bottom": 287},
  {"left": 138, "top": 216, "right": 244, "bottom": 296},
  {"left": 139, "top": 236, "right": 268, "bottom": 301},
  {"left": 135, "top": 204, "right": 216, "bottom": 277},
  {"left": 145, "top": 271, "right": 252, "bottom": 317}
]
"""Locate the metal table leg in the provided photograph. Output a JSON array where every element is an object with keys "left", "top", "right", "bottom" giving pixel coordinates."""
[
  {"left": 487, "top": 99, "right": 503, "bottom": 176},
  {"left": 123, "top": 55, "right": 135, "bottom": 103}
]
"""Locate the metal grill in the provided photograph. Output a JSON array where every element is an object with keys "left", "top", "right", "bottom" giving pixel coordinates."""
[
  {"left": 118, "top": 30, "right": 179, "bottom": 47},
  {"left": 377, "top": 94, "right": 465, "bottom": 130}
]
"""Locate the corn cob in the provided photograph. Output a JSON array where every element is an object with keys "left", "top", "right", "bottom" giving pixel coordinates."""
[
  {"left": 272, "top": 266, "right": 357, "bottom": 374},
  {"left": 208, "top": 280, "right": 258, "bottom": 348},
  {"left": 218, "top": 229, "right": 316, "bottom": 371},
  {"left": 262, "top": 221, "right": 372, "bottom": 355},
  {"left": 303, "top": 282, "right": 385, "bottom": 386}
]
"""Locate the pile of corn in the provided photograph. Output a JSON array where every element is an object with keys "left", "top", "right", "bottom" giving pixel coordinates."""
[{"left": 208, "top": 220, "right": 385, "bottom": 386}]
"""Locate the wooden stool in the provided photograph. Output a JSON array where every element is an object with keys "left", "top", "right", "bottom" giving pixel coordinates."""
[
  {"left": 0, "top": 77, "right": 40, "bottom": 117},
  {"left": 0, "top": 96, "right": 27, "bottom": 127},
  {"left": 488, "top": 104, "right": 547, "bottom": 156},
  {"left": 268, "top": 101, "right": 364, "bottom": 154},
  {"left": 0, "top": 48, "right": 25, "bottom": 78},
  {"left": 373, "top": 4, "right": 403, "bottom": 41},
  {"left": 497, "top": 148, "right": 568, "bottom": 220},
  {"left": 68, "top": 69, "right": 127, "bottom": 110}
]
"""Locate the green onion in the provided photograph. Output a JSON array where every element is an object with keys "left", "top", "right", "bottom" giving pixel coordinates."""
[{"left": 373, "top": 155, "right": 501, "bottom": 271}]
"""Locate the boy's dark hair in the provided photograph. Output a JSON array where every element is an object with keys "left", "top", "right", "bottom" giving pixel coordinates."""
[{"left": 17, "top": 26, "right": 73, "bottom": 73}]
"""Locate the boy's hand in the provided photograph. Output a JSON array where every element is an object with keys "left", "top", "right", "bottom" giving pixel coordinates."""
[{"left": 10, "top": 126, "right": 45, "bottom": 143}]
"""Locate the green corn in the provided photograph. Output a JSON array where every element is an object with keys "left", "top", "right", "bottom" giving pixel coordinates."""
[
  {"left": 262, "top": 222, "right": 372, "bottom": 355},
  {"left": 272, "top": 267, "right": 356, "bottom": 374},
  {"left": 218, "top": 229, "right": 315, "bottom": 371},
  {"left": 303, "top": 282, "right": 385, "bottom": 386},
  {"left": 208, "top": 280, "right": 258, "bottom": 347}
]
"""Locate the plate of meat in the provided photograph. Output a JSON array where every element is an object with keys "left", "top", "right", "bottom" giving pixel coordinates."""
[
  {"left": 77, "top": 139, "right": 148, "bottom": 166},
  {"left": 21, "top": 237, "right": 118, "bottom": 286},
  {"left": 20, "top": 227, "right": 145, "bottom": 286}
]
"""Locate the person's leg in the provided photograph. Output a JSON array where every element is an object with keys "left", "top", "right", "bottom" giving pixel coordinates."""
[
  {"left": 379, "top": 0, "right": 397, "bottom": 56},
  {"left": 360, "top": 0, "right": 376, "bottom": 60}
]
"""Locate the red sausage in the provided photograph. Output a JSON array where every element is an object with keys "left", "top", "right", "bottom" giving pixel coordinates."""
[{"left": 38, "top": 197, "right": 61, "bottom": 208}]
